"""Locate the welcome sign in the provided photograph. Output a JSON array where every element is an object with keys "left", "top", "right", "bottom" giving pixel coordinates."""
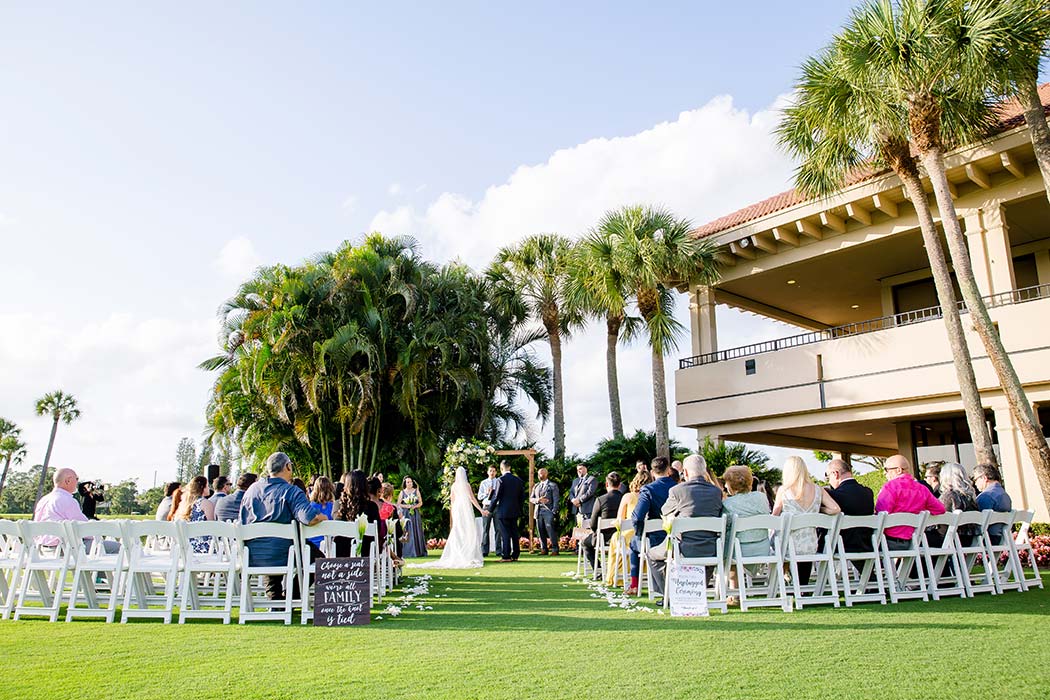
[{"left": 313, "top": 557, "right": 370, "bottom": 626}]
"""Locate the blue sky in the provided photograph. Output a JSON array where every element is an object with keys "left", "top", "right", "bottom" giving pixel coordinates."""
[{"left": 0, "top": 2, "right": 856, "bottom": 485}]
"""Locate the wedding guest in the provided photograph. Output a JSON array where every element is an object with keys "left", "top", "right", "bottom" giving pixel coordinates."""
[
  {"left": 628, "top": 457, "right": 676, "bottom": 595},
  {"left": 581, "top": 472, "right": 623, "bottom": 567},
  {"left": 306, "top": 476, "right": 335, "bottom": 549},
  {"left": 172, "top": 475, "right": 216, "bottom": 554},
  {"left": 379, "top": 482, "right": 404, "bottom": 562},
  {"left": 875, "top": 454, "right": 945, "bottom": 549},
  {"left": 155, "top": 481, "right": 182, "bottom": 521},
  {"left": 240, "top": 452, "right": 326, "bottom": 600},
  {"left": 825, "top": 459, "right": 875, "bottom": 552},
  {"left": 608, "top": 471, "right": 651, "bottom": 586},
  {"left": 973, "top": 463, "right": 1012, "bottom": 544},
  {"left": 477, "top": 466, "right": 500, "bottom": 556},
  {"left": 292, "top": 477, "right": 308, "bottom": 494},
  {"left": 33, "top": 468, "right": 89, "bottom": 545},
  {"left": 398, "top": 476, "right": 428, "bottom": 558},
  {"left": 335, "top": 469, "right": 380, "bottom": 558},
  {"left": 670, "top": 460, "right": 683, "bottom": 483},
  {"left": 722, "top": 465, "right": 771, "bottom": 604},
  {"left": 651, "top": 455, "right": 723, "bottom": 596},
  {"left": 209, "top": 475, "right": 231, "bottom": 504},
  {"left": 166, "top": 485, "right": 184, "bottom": 522},
  {"left": 773, "top": 456, "right": 840, "bottom": 585},
  {"left": 937, "top": 462, "right": 980, "bottom": 546},
  {"left": 924, "top": 464, "right": 941, "bottom": 497},
  {"left": 569, "top": 464, "right": 598, "bottom": 526},
  {"left": 530, "top": 468, "right": 560, "bottom": 555},
  {"left": 215, "top": 472, "right": 258, "bottom": 522}
]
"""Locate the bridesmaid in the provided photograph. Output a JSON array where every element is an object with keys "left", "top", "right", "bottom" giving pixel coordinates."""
[{"left": 398, "top": 477, "right": 428, "bottom": 558}]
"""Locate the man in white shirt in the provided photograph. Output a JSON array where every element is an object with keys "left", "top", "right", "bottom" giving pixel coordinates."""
[{"left": 477, "top": 465, "right": 500, "bottom": 556}]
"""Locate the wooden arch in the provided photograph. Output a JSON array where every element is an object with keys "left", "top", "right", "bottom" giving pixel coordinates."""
[{"left": 495, "top": 449, "right": 537, "bottom": 553}]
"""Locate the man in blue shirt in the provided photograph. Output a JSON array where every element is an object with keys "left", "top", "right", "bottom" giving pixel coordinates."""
[
  {"left": 973, "top": 463, "right": 1013, "bottom": 544},
  {"left": 240, "top": 452, "right": 327, "bottom": 599},
  {"left": 215, "top": 472, "right": 257, "bottom": 522},
  {"left": 628, "top": 457, "right": 676, "bottom": 595}
]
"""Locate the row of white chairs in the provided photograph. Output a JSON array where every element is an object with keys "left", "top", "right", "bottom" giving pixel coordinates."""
[
  {"left": 0, "top": 518, "right": 400, "bottom": 625},
  {"left": 581, "top": 509, "right": 1043, "bottom": 613}
]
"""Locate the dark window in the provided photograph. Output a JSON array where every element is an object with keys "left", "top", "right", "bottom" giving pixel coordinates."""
[
  {"left": 745, "top": 359, "right": 756, "bottom": 375},
  {"left": 1013, "top": 253, "right": 1039, "bottom": 290}
]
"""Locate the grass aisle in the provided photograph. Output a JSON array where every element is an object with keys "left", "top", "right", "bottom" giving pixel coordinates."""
[{"left": 1, "top": 555, "right": 1049, "bottom": 699}]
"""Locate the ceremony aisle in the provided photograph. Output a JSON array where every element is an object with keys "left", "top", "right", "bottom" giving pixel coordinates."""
[{"left": 1, "top": 556, "right": 1049, "bottom": 699}]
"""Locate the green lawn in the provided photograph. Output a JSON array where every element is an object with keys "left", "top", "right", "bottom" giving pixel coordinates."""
[{"left": 1, "top": 555, "right": 1048, "bottom": 700}]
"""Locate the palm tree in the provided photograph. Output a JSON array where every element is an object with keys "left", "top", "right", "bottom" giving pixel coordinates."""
[
  {"left": 0, "top": 418, "right": 25, "bottom": 502},
  {"left": 604, "top": 205, "right": 720, "bottom": 460},
  {"left": 776, "top": 41, "right": 998, "bottom": 467},
  {"left": 488, "top": 234, "right": 581, "bottom": 460},
  {"left": 33, "top": 390, "right": 81, "bottom": 506},
  {"left": 838, "top": 0, "right": 1050, "bottom": 506}
]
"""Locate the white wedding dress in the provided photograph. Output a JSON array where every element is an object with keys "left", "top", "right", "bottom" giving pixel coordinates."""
[{"left": 408, "top": 467, "right": 483, "bottom": 569}]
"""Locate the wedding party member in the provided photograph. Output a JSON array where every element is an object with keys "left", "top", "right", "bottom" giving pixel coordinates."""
[
  {"left": 875, "top": 454, "right": 945, "bottom": 550},
  {"left": 722, "top": 464, "right": 771, "bottom": 603},
  {"left": 335, "top": 470, "right": 380, "bottom": 558},
  {"left": 974, "top": 463, "right": 1012, "bottom": 544},
  {"left": 582, "top": 472, "right": 622, "bottom": 570},
  {"left": 209, "top": 475, "right": 231, "bottom": 504},
  {"left": 33, "top": 468, "right": 89, "bottom": 545},
  {"left": 773, "top": 456, "right": 840, "bottom": 585},
  {"left": 937, "top": 462, "right": 980, "bottom": 546},
  {"left": 569, "top": 464, "right": 597, "bottom": 525},
  {"left": 215, "top": 472, "right": 257, "bottom": 522},
  {"left": 306, "top": 476, "right": 336, "bottom": 549},
  {"left": 651, "top": 455, "right": 723, "bottom": 595},
  {"left": 398, "top": 476, "right": 427, "bottom": 558},
  {"left": 487, "top": 461, "right": 524, "bottom": 562},
  {"left": 825, "top": 459, "right": 875, "bottom": 552},
  {"left": 409, "top": 467, "right": 484, "bottom": 569},
  {"left": 628, "top": 458, "right": 676, "bottom": 594},
  {"left": 608, "top": 471, "right": 651, "bottom": 586},
  {"left": 155, "top": 481, "right": 182, "bottom": 521},
  {"left": 477, "top": 466, "right": 500, "bottom": 556},
  {"left": 530, "top": 467, "right": 560, "bottom": 555},
  {"left": 174, "top": 475, "right": 215, "bottom": 553}
]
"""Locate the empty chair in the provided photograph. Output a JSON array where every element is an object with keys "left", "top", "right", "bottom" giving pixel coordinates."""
[
  {"left": 955, "top": 510, "right": 997, "bottom": 596},
  {"left": 879, "top": 512, "right": 929, "bottom": 603},
  {"left": 0, "top": 520, "right": 23, "bottom": 620},
  {"left": 298, "top": 519, "right": 359, "bottom": 625},
  {"left": 177, "top": 520, "right": 239, "bottom": 624},
  {"left": 661, "top": 516, "right": 728, "bottom": 614},
  {"left": 783, "top": 513, "right": 841, "bottom": 608},
  {"left": 919, "top": 512, "right": 966, "bottom": 600},
  {"left": 835, "top": 513, "right": 887, "bottom": 606},
  {"left": 983, "top": 510, "right": 1023, "bottom": 594},
  {"left": 65, "top": 519, "right": 126, "bottom": 622},
  {"left": 238, "top": 521, "right": 298, "bottom": 625},
  {"left": 726, "top": 514, "right": 791, "bottom": 612},
  {"left": 1013, "top": 510, "right": 1044, "bottom": 591},
  {"left": 13, "top": 520, "right": 75, "bottom": 622},
  {"left": 120, "top": 520, "right": 181, "bottom": 623}
]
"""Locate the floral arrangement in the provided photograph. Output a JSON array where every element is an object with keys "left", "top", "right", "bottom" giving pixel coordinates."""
[
  {"left": 439, "top": 438, "right": 496, "bottom": 506},
  {"left": 1002, "top": 535, "right": 1050, "bottom": 568}
]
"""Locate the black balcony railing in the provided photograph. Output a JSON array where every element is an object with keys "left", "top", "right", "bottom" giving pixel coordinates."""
[{"left": 679, "top": 282, "right": 1050, "bottom": 369}]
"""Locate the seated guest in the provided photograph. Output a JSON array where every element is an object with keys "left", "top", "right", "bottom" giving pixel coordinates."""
[
  {"left": 722, "top": 465, "right": 772, "bottom": 588},
  {"left": 208, "top": 475, "right": 231, "bottom": 504},
  {"left": 923, "top": 464, "right": 941, "bottom": 497},
  {"left": 652, "top": 454, "right": 723, "bottom": 596},
  {"left": 166, "top": 485, "right": 184, "bottom": 521},
  {"left": 875, "top": 454, "right": 945, "bottom": 550},
  {"left": 608, "top": 471, "right": 651, "bottom": 586},
  {"left": 306, "top": 476, "right": 336, "bottom": 549},
  {"left": 155, "top": 481, "right": 182, "bottom": 521},
  {"left": 174, "top": 475, "right": 216, "bottom": 553},
  {"left": 214, "top": 472, "right": 258, "bottom": 522},
  {"left": 773, "top": 456, "right": 840, "bottom": 585},
  {"left": 670, "top": 460, "right": 683, "bottom": 484},
  {"left": 292, "top": 477, "right": 308, "bottom": 494},
  {"left": 582, "top": 472, "right": 623, "bottom": 569},
  {"left": 937, "top": 462, "right": 980, "bottom": 547},
  {"left": 628, "top": 457, "right": 676, "bottom": 595},
  {"left": 33, "top": 467, "right": 89, "bottom": 546},
  {"left": 825, "top": 459, "right": 875, "bottom": 552},
  {"left": 240, "top": 452, "right": 327, "bottom": 600},
  {"left": 378, "top": 482, "right": 404, "bottom": 565},
  {"left": 973, "top": 463, "right": 1012, "bottom": 544},
  {"left": 368, "top": 476, "right": 388, "bottom": 542},
  {"left": 335, "top": 469, "right": 381, "bottom": 558}
]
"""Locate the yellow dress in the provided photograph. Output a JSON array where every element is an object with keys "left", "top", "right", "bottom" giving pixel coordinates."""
[{"left": 606, "top": 492, "right": 638, "bottom": 586}]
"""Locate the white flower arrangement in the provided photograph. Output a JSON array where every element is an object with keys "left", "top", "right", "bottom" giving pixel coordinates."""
[{"left": 439, "top": 438, "right": 496, "bottom": 506}]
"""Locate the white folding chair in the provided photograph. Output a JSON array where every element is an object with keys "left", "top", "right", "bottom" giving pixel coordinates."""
[
  {"left": 576, "top": 526, "right": 594, "bottom": 577},
  {"left": 727, "top": 514, "right": 791, "bottom": 612},
  {"left": 920, "top": 512, "right": 966, "bottom": 600},
  {"left": 783, "top": 513, "right": 841, "bottom": 608},
  {"left": 638, "top": 519, "right": 665, "bottom": 599},
  {"left": 177, "top": 520, "right": 239, "bottom": 624},
  {"left": 662, "top": 516, "right": 728, "bottom": 614},
  {"left": 0, "top": 520, "right": 24, "bottom": 620},
  {"left": 879, "top": 512, "right": 929, "bottom": 603},
  {"left": 955, "top": 510, "right": 997, "bottom": 597},
  {"left": 238, "top": 522, "right": 298, "bottom": 625},
  {"left": 297, "top": 519, "right": 360, "bottom": 625},
  {"left": 835, "top": 513, "right": 887, "bottom": 606},
  {"left": 983, "top": 510, "right": 1023, "bottom": 594},
  {"left": 65, "top": 519, "right": 126, "bottom": 622},
  {"left": 1013, "top": 510, "right": 1044, "bottom": 591},
  {"left": 593, "top": 518, "right": 618, "bottom": 581},
  {"left": 364, "top": 522, "right": 382, "bottom": 603},
  {"left": 120, "top": 520, "right": 181, "bottom": 623},
  {"left": 13, "top": 520, "right": 74, "bottom": 622}
]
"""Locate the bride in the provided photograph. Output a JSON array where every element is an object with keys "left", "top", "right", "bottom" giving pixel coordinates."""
[{"left": 409, "top": 466, "right": 484, "bottom": 569}]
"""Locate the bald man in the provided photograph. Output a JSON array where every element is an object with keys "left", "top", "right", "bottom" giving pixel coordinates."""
[
  {"left": 33, "top": 468, "right": 89, "bottom": 546},
  {"left": 875, "top": 454, "right": 945, "bottom": 548}
]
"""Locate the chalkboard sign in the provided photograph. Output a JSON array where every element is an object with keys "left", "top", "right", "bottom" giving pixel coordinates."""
[
  {"left": 668, "top": 562, "right": 710, "bottom": 618},
  {"left": 313, "top": 557, "right": 370, "bottom": 626}
]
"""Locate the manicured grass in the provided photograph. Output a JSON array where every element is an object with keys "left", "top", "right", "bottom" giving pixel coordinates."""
[{"left": 1, "top": 555, "right": 1049, "bottom": 700}]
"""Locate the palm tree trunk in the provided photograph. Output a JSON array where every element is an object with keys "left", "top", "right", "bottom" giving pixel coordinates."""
[
  {"left": 34, "top": 418, "right": 60, "bottom": 507},
  {"left": 606, "top": 314, "right": 624, "bottom": 439},
  {"left": 893, "top": 160, "right": 996, "bottom": 465},
  {"left": 920, "top": 145, "right": 1050, "bottom": 510},
  {"left": 1021, "top": 77, "right": 1050, "bottom": 206},
  {"left": 548, "top": 325, "right": 566, "bottom": 460},
  {"left": 338, "top": 382, "right": 348, "bottom": 477},
  {"left": 369, "top": 404, "right": 381, "bottom": 475},
  {"left": 0, "top": 455, "right": 11, "bottom": 502},
  {"left": 651, "top": 343, "right": 670, "bottom": 461}
]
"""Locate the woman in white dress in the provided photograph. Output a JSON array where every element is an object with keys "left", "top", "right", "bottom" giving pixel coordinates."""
[{"left": 408, "top": 467, "right": 484, "bottom": 569}]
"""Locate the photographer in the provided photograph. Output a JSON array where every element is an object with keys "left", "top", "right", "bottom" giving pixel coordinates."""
[{"left": 77, "top": 480, "right": 105, "bottom": 520}]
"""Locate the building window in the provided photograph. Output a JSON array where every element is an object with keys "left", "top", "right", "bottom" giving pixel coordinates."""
[
  {"left": 912, "top": 413, "right": 998, "bottom": 471},
  {"left": 745, "top": 359, "right": 756, "bottom": 375},
  {"left": 1013, "top": 253, "right": 1039, "bottom": 290}
]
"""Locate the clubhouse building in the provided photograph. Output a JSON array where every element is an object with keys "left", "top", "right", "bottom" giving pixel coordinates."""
[{"left": 677, "top": 88, "right": 1050, "bottom": 520}]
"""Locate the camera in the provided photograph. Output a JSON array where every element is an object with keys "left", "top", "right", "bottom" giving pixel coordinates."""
[{"left": 78, "top": 481, "right": 106, "bottom": 520}]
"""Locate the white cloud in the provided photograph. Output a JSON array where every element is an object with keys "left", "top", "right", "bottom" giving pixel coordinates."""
[
  {"left": 215, "top": 237, "right": 261, "bottom": 280},
  {"left": 387, "top": 183, "right": 402, "bottom": 196}
]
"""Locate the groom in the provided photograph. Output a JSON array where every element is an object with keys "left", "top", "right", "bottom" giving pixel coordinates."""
[{"left": 485, "top": 461, "right": 524, "bottom": 562}]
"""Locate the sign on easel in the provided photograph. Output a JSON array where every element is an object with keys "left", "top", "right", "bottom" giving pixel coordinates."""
[
  {"left": 669, "top": 562, "right": 710, "bottom": 617},
  {"left": 313, "top": 557, "right": 370, "bottom": 626}
]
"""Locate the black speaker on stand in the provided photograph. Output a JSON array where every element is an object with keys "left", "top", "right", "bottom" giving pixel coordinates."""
[{"left": 206, "top": 464, "right": 221, "bottom": 482}]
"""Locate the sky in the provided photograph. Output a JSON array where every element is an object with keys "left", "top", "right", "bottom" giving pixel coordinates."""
[{"left": 0, "top": 2, "right": 857, "bottom": 487}]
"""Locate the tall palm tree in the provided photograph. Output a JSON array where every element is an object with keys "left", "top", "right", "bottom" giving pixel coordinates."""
[
  {"left": 0, "top": 418, "right": 25, "bottom": 502},
  {"left": 488, "top": 234, "right": 581, "bottom": 460},
  {"left": 777, "top": 42, "right": 998, "bottom": 466},
  {"left": 838, "top": 0, "right": 1050, "bottom": 505},
  {"left": 605, "top": 205, "right": 720, "bottom": 460},
  {"left": 33, "top": 390, "right": 81, "bottom": 506}
]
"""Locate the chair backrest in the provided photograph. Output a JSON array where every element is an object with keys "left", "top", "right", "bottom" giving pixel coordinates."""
[
  {"left": 0, "top": 520, "right": 23, "bottom": 561},
  {"left": 67, "top": 519, "right": 124, "bottom": 558},
  {"left": 597, "top": 518, "right": 618, "bottom": 530},
  {"left": 238, "top": 522, "right": 296, "bottom": 542},
  {"left": 730, "top": 514, "right": 781, "bottom": 535},
  {"left": 882, "top": 511, "right": 928, "bottom": 546},
  {"left": 177, "top": 520, "right": 238, "bottom": 559},
  {"left": 17, "top": 520, "right": 74, "bottom": 561},
  {"left": 618, "top": 518, "right": 633, "bottom": 535},
  {"left": 298, "top": 518, "right": 359, "bottom": 557},
  {"left": 122, "top": 519, "right": 179, "bottom": 539},
  {"left": 1015, "top": 510, "right": 1034, "bottom": 544},
  {"left": 953, "top": 509, "right": 989, "bottom": 529},
  {"left": 984, "top": 509, "right": 1015, "bottom": 531},
  {"left": 669, "top": 516, "right": 726, "bottom": 539},
  {"left": 923, "top": 512, "right": 958, "bottom": 548}
]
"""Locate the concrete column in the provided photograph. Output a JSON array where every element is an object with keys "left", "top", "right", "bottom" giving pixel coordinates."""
[
  {"left": 964, "top": 207, "right": 1015, "bottom": 296},
  {"left": 963, "top": 210, "right": 995, "bottom": 297},
  {"left": 1035, "top": 249, "right": 1050, "bottom": 286},
  {"left": 991, "top": 405, "right": 1048, "bottom": 520},
  {"left": 691, "top": 285, "right": 718, "bottom": 356},
  {"left": 895, "top": 421, "right": 916, "bottom": 473}
]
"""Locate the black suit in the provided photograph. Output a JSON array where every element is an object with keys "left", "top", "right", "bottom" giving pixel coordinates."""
[
  {"left": 583, "top": 490, "right": 623, "bottom": 567},
  {"left": 490, "top": 472, "right": 524, "bottom": 560},
  {"left": 826, "top": 479, "right": 876, "bottom": 552}
]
